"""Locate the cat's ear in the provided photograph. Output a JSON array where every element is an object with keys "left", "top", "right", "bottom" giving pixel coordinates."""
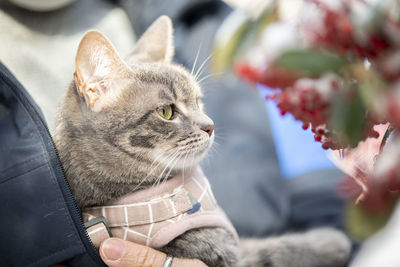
[
  {"left": 74, "top": 30, "right": 131, "bottom": 112},
  {"left": 125, "top": 16, "right": 174, "bottom": 64}
]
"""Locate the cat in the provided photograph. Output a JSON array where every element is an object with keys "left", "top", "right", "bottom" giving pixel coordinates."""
[{"left": 53, "top": 16, "right": 351, "bottom": 267}]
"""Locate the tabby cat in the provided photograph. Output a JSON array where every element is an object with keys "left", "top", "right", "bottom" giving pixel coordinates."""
[{"left": 54, "top": 16, "right": 351, "bottom": 267}]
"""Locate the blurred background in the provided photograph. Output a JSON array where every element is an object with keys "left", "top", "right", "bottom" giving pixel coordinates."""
[{"left": 2, "top": 0, "right": 398, "bottom": 266}]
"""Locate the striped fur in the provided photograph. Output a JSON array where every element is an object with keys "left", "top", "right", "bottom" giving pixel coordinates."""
[
  {"left": 54, "top": 17, "right": 351, "bottom": 267},
  {"left": 54, "top": 63, "right": 213, "bottom": 208}
]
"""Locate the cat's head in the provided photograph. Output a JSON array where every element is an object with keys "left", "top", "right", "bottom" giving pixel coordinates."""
[{"left": 59, "top": 16, "right": 214, "bottom": 186}]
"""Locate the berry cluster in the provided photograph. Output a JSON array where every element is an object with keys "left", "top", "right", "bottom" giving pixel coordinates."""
[
  {"left": 236, "top": 0, "right": 400, "bottom": 150},
  {"left": 233, "top": 0, "right": 400, "bottom": 207},
  {"left": 236, "top": 62, "right": 380, "bottom": 149},
  {"left": 308, "top": 0, "right": 391, "bottom": 59}
]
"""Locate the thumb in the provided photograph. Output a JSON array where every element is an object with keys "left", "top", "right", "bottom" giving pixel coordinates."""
[
  {"left": 100, "top": 238, "right": 165, "bottom": 267},
  {"left": 100, "top": 238, "right": 207, "bottom": 267}
]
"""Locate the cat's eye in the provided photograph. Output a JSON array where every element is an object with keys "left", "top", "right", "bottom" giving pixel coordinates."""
[{"left": 157, "top": 105, "right": 174, "bottom": 120}]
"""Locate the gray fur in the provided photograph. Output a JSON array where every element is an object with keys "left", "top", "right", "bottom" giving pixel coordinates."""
[
  {"left": 54, "top": 63, "right": 212, "bottom": 208},
  {"left": 54, "top": 16, "right": 351, "bottom": 267},
  {"left": 241, "top": 228, "right": 351, "bottom": 267},
  {"left": 160, "top": 227, "right": 244, "bottom": 267}
]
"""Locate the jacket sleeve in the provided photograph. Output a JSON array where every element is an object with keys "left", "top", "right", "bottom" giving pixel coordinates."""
[{"left": 0, "top": 62, "right": 105, "bottom": 267}]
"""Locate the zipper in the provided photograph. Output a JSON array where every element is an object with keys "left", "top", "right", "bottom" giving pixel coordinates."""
[{"left": 0, "top": 67, "right": 105, "bottom": 266}]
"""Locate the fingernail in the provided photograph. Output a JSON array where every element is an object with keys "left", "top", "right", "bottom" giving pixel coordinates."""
[{"left": 102, "top": 239, "right": 126, "bottom": 261}]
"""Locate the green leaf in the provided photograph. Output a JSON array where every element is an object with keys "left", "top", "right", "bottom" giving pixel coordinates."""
[
  {"left": 352, "top": 62, "right": 387, "bottom": 114},
  {"left": 277, "top": 49, "right": 347, "bottom": 75},
  {"left": 346, "top": 202, "right": 393, "bottom": 241},
  {"left": 331, "top": 90, "right": 367, "bottom": 147}
]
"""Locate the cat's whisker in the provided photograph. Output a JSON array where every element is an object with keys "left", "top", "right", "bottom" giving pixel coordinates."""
[
  {"left": 191, "top": 152, "right": 197, "bottom": 170},
  {"left": 212, "top": 139, "right": 221, "bottom": 146},
  {"left": 153, "top": 151, "right": 177, "bottom": 188},
  {"left": 182, "top": 152, "right": 189, "bottom": 183},
  {"left": 214, "top": 134, "right": 226, "bottom": 141},
  {"left": 189, "top": 150, "right": 196, "bottom": 170},
  {"left": 211, "top": 140, "right": 222, "bottom": 151},
  {"left": 131, "top": 151, "right": 171, "bottom": 192},
  {"left": 137, "top": 149, "right": 177, "bottom": 191},
  {"left": 159, "top": 152, "right": 179, "bottom": 185},
  {"left": 198, "top": 72, "right": 223, "bottom": 85},
  {"left": 148, "top": 151, "right": 168, "bottom": 172},
  {"left": 161, "top": 154, "right": 182, "bottom": 188},
  {"left": 194, "top": 53, "right": 213, "bottom": 81},
  {"left": 154, "top": 150, "right": 181, "bottom": 188},
  {"left": 208, "top": 143, "right": 219, "bottom": 156},
  {"left": 191, "top": 43, "right": 202, "bottom": 76},
  {"left": 170, "top": 154, "right": 182, "bottom": 174},
  {"left": 207, "top": 151, "right": 219, "bottom": 163},
  {"left": 146, "top": 151, "right": 169, "bottom": 172}
]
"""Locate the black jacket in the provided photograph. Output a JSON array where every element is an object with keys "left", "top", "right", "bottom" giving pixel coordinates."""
[{"left": 0, "top": 62, "right": 105, "bottom": 266}]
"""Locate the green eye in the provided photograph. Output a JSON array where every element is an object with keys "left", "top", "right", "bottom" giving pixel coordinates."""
[{"left": 157, "top": 105, "right": 173, "bottom": 120}]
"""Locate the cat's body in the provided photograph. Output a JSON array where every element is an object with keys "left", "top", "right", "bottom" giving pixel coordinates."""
[{"left": 54, "top": 16, "right": 351, "bottom": 267}]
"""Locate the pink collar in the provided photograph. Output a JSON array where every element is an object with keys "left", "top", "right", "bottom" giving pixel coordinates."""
[{"left": 83, "top": 166, "right": 239, "bottom": 248}]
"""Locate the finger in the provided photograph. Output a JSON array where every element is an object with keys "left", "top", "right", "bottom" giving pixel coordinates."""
[{"left": 100, "top": 238, "right": 166, "bottom": 267}]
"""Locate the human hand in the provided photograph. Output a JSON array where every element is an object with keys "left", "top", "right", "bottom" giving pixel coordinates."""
[{"left": 100, "top": 238, "right": 207, "bottom": 267}]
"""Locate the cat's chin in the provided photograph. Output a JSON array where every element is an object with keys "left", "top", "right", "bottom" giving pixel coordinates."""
[
  {"left": 173, "top": 154, "right": 203, "bottom": 170},
  {"left": 153, "top": 138, "right": 213, "bottom": 170},
  {"left": 172, "top": 148, "right": 209, "bottom": 171}
]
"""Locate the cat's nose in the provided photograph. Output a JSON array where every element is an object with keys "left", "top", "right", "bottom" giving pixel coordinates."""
[
  {"left": 195, "top": 113, "right": 214, "bottom": 136},
  {"left": 202, "top": 124, "right": 214, "bottom": 136}
]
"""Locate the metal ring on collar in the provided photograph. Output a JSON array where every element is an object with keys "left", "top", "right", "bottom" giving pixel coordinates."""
[{"left": 163, "top": 255, "right": 173, "bottom": 267}]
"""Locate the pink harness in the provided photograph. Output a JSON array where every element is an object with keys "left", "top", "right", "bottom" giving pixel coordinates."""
[{"left": 83, "top": 166, "right": 239, "bottom": 248}]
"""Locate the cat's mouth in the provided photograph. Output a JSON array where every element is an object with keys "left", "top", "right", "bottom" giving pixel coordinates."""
[
  {"left": 154, "top": 136, "right": 213, "bottom": 174},
  {"left": 175, "top": 138, "right": 212, "bottom": 168}
]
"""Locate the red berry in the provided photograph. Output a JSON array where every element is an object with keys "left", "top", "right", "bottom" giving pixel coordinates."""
[{"left": 322, "top": 143, "right": 330, "bottom": 150}]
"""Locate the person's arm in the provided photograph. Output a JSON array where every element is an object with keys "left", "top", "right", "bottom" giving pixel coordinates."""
[{"left": 100, "top": 238, "right": 207, "bottom": 267}]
